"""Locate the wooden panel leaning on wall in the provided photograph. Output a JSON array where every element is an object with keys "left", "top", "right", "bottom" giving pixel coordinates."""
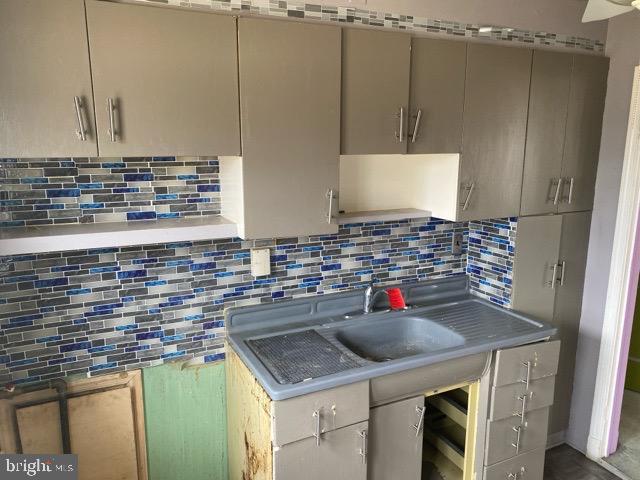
[{"left": 0, "top": 371, "right": 147, "bottom": 480}]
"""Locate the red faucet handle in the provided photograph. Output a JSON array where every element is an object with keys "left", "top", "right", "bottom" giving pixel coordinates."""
[{"left": 386, "top": 288, "right": 406, "bottom": 310}]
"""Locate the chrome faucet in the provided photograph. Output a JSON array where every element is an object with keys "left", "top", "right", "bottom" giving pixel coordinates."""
[{"left": 363, "top": 283, "right": 388, "bottom": 314}]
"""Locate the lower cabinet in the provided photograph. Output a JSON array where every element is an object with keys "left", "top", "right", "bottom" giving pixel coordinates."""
[
  {"left": 274, "top": 421, "right": 368, "bottom": 480},
  {"left": 484, "top": 447, "right": 546, "bottom": 480},
  {"left": 369, "top": 396, "right": 425, "bottom": 480}
]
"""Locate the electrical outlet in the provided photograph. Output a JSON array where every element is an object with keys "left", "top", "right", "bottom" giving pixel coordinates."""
[
  {"left": 250, "top": 248, "right": 271, "bottom": 277},
  {"left": 452, "top": 233, "right": 463, "bottom": 256}
]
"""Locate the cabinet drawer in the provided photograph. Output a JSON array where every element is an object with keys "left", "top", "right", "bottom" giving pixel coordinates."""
[
  {"left": 493, "top": 340, "right": 560, "bottom": 387},
  {"left": 485, "top": 407, "right": 549, "bottom": 466},
  {"left": 484, "top": 447, "right": 545, "bottom": 480},
  {"left": 490, "top": 375, "right": 556, "bottom": 421},
  {"left": 272, "top": 381, "right": 369, "bottom": 447}
]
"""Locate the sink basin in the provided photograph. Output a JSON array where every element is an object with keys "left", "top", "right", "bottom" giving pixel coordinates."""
[{"left": 334, "top": 316, "right": 465, "bottom": 362}]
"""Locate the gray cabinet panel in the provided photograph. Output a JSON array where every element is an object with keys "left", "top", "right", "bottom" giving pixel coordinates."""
[
  {"left": 369, "top": 396, "right": 424, "bottom": 480},
  {"left": 237, "top": 18, "right": 341, "bottom": 238},
  {"left": 86, "top": 1, "right": 240, "bottom": 157},
  {"left": 489, "top": 376, "right": 556, "bottom": 422},
  {"left": 273, "top": 421, "right": 368, "bottom": 480},
  {"left": 512, "top": 215, "right": 563, "bottom": 321},
  {"left": 549, "top": 211, "right": 591, "bottom": 434},
  {"left": 408, "top": 38, "right": 466, "bottom": 154},
  {"left": 459, "top": 44, "right": 532, "bottom": 221},
  {"left": 341, "top": 28, "right": 411, "bottom": 154},
  {"left": 492, "top": 341, "right": 560, "bottom": 388},
  {"left": 520, "top": 51, "right": 572, "bottom": 216},
  {"left": 485, "top": 407, "right": 549, "bottom": 466},
  {"left": 559, "top": 55, "right": 609, "bottom": 213},
  {"left": 0, "top": 0, "right": 97, "bottom": 157},
  {"left": 484, "top": 447, "right": 545, "bottom": 480}
]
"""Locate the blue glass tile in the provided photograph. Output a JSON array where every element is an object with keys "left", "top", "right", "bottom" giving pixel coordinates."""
[
  {"left": 371, "top": 258, "right": 390, "bottom": 266},
  {"left": 152, "top": 156, "right": 176, "bottom": 161},
  {"left": 162, "top": 334, "right": 185, "bottom": 342},
  {"left": 115, "top": 324, "right": 138, "bottom": 331},
  {"left": 21, "top": 178, "right": 48, "bottom": 184},
  {"left": 46, "top": 189, "right": 80, "bottom": 198},
  {"left": 204, "top": 353, "right": 225, "bottom": 363},
  {"left": 65, "top": 288, "right": 91, "bottom": 296},
  {"left": 60, "top": 341, "right": 92, "bottom": 353},
  {"left": 271, "top": 255, "right": 287, "bottom": 262},
  {"left": 34, "top": 277, "right": 68, "bottom": 288},
  {"left": 203, "top": 320, "right": 225, "bottom": 329},
  {"left": 34, "top": 204, "right": 65, "bottom": 210},
  {"left": 303, "top": 246, "right": 323, "bottom": 252},
  {"left": 0, "top": 355, "right": 10, "bottom": 364},
  {"left": 233, "top": 252, "right": 250, "bottom": 259},
  {"left": 36, "top": 335, "right": 62, "bottom": 344},
  {"left": 113, "top": 187, "right": 139, "bottom": 193},
  {"left": 185, "top": 314, "right": 204, "bottom": 321},
  {"left": 157, "top": 213, "right": 180, "bottom": 219},
  {"left": 79, "top": 203, "right": 104, "bottom": 209},
  {"left": 8, "top": 358, "right": 37, "bottom": 368},
  {"left": 123, "top": 173, "right": 154, "bottom": 182},
  {"left": 271, "top": 291, "right": 285, "bottom": 299},
  {"left": 321, "top": 263, "right": 341, "bottom": 271},
  {"left": 136, "top": 331, "right": 163, "bottom": 340},
  {"left": 187, "top": 198, "right": 210, "bottom": 203},
  {"left": 167, "top": 242, "right": 192, "bottom": 248},
  {"left": 161, "top": 351, "right": 186, "bottom": 359},
  {"left": 214, "top": 271, "right": 234, "bottom": 278},
  {"left": 145, "top": 280, "right": 167, "bottom": 287},
  {"left": 1, "top": 221, "right": 25, "bottom": 227},
  {"left": 90, "top": 266, "right": 120, "bottom": 273},
  {"left": 89, "top": 362, "right": 117, "bottom": 371},
  {"left": 189, "top": 262, "right": 216, "bottom": 271},
  {"left": 49, "top": 357, "right": 77, "bottom": 366},
  {"left": 285, "top": 264, "right": 303, "bottom": 270},
  {"left": 196, "top": 184, "right": 220, "bottom": 192},
  {"left": 101, "top": 162, "right": 126, "bottom": 168},
  {"left": 372, "top": 229, "right": 391, "bottom": 236},
  {"left": 126, "top": 345, "right": 150, "bottom": 352},
  {"left": 5, "top": 275, "right": 38, "bottom": 283},
  {"left": 156, "top": 194, "right": 179, "bottom": 200},
  {"left": 117, "top": 269, "right": 147, "bottom": 279},
  {"left": 177, "top": 175, "right": 199, "bottom": 180},
  {"left": 77, "top": 183, "right": 103, "bottom": 189},
  {"left": 127, "top": 211, "right": 156, "bottom": 221}
]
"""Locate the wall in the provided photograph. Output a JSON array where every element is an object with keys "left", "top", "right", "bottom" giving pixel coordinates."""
[
  {"left": 143, "top": 361, "right": 227, "bottom": 480},
  {"left": 568, "top": 10, "right": 640, "bottom": 452}
]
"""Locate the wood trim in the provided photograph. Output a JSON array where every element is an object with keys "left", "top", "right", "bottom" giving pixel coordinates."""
[
  {"left": 588, "top": 65, "right": 640, "bottom": 459},
  {"left": 463, "top": 381, "right": 479, "bottom": 480}
]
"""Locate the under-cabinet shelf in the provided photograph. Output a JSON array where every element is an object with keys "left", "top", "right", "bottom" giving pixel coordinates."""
[
  {"left": 336, "top": 208, "right": 431, "bottom": 225},
  {"left": 0, "top": 216, "right": 238, "bottom": 255}
]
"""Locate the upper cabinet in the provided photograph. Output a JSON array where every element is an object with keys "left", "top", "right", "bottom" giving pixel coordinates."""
[
  {"left": 221, "top": 17, "right": 341, "bottom": 239},
  {"left": 341, "top": 29, "right": 411, "bottom": 155},
  {"left": 521, "top": 51, "right": 609, "bottom": 216},
  {"left": 408, "top": 38, "right": 466, "bottom": 154},
  {"left": 85, "top": 1, "right": 240, "bottom": 157},
  {"left": 0, "top": 0, "right": 97, "bottom": 158},
  {"left": 458, "top": 44, "right": 532, "bottom": 221}
]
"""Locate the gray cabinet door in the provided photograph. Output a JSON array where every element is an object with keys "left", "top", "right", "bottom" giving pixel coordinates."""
[
  {"left": 0, "top": 0, "right": 97, "bottom": 158},
  {"left": 559, "top": 55, "right": 609, "bottom": 213},
  {"left": 549, "top": 211, "right": 591, "bottom": 435},
  {"left": 512, "top": 215, "right": 562, "bottom": 322},
  {"left": 86, "top": 1, "right": 240, "bottom": 157},
  {"left": 237, "top": 18, "right": 340, "bottom": 238},
  {"left": 408, "top": 38, "right": 466, "bottom": 154},
  {"left": 341, "top": 28, "right": 411, "bottom": 154},
  {"left": 459, "top": 44, "right": 532, "bottom": 221},
  {"left": 369, "top": 396, "right": 424, "bottom": 480},
  {"left": 520, "top": 51, "right": 573, "bottom": 216},
  {"left": 273, "top": 421, "right": 368, "bottom": 480}
]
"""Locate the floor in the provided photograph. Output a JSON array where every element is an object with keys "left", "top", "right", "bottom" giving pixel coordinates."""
[
  {"left": 604, "top": 390, "right": 640, "bottom": 479},
  {"left": 545, "top": 445, "right": 619, "bottom": 480}
]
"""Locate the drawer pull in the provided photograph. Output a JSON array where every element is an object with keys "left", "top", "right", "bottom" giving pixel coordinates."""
[
  {"left": 511, "top": 425, "right": 522, "bottom": 454},
  {"left": 312, "top": 410, "right": 321, "bottom": 446},
  {"left": 507, "top": 467, "right": 526, "bottom": 479},
  {"left": 519, "top": 361, "right": 532, "bottom": 390},
  {"left": 514, "top": 395, "right": 527, "bottom": 424},
  {"left": 358, "top": 429, "right": 368, "bottom": 464},
  {"left": 412, "top": 406, "right": 426, "bottom": 437},
  {"left": 553, "top": 177, "right": 563, "bottom": 205}
]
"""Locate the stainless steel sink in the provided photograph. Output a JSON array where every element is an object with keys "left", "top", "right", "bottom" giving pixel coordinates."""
[{"left": 333, "top": 315, "right": 466, "bottom": 362}]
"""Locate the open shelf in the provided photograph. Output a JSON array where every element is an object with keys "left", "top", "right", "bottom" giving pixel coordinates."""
[
  {"left": 336, "top": 208, "right": 431, "bottom": 225},
  {"left": 0, "top": 216, "right": 238, "bottom": 255}
]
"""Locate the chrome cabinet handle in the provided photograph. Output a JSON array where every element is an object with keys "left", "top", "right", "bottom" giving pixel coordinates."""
[
  {"left": 312, "top": 410, "right": 321, "bottom": 446},
  {"left": 508, "top": 468, "right": 526, "bottom": 479},
  {"left": 107, "top": 98, "right": 117, "bottom": 142},
  {"left": 559, "top": 260, "right": 566, "bottom": 286},
  {"left": 397, "top": 107, "right": 405, "bottom": 143},
  {"left": 325, "top": 189, "right": 335, "bottom": 224},
  {"left": 553, "top": 178, "right": 563, "bottom": 205},
  {"left": 568, "top": 177, "right": 575, "bottom": 204},
  {"left": 514, "top": 394, "right": 527, "bottom": 424},
  {"left": 411, "top": 109, "right": 423, "bottom": 143},
  {"left": 520, "top": 361, "right": 532, "bottom": 390},
  {"left": 511, "top": 425, "right": 522, "bottom": 454},
  {"left": 412, "top": 406, "right": 426, "bottom": 437},
  {"left": 462, "top": 183, "right": 475, "bottom": 211},
  {"left": 74, "top": 96, "right": 87, "bottom": 141},
  {"left": 358, "top": 430, "right": 368, "bottom": 464},
  {"left": 548, "top": 263, "right": 558, "bottom": 289}
]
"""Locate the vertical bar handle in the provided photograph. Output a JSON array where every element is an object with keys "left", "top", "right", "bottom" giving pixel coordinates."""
[
  {"left": 549, "top": 263, "right": 558, "bottom": 289},
  {"left": 515, "top": 394, "right": 528, "bottom": 424},
  {"left": 358, "top": 430, "right": 368, "bottom": 464},
  {"left": 73, "top": 96, "right": 87, "bottom": 141},
  {"left": 411, "top": 109, "right": 423, "bottom": 143},
  {"left": 312, "top": 410, "right": 321, "bottom": 446},
  {"left": 560, "top": 260, "right": 566, "bottom": 286},
  {"left": 462, "top": 183, "right": 475, "bottom": 211},
  {"left": 326, "top": 189, "right": 334, "bottom": 224},
  {"left": 107, "top": 98, "right": 117, "bottom": 142},
  {"left": 511, "top": 425, "right": 522, "bottom": 454},
  {"left": 520, "top": 361, "right": 532, "bottom": 391},
  {"left": 412, "top": 406, "right": 426, "bottom": 437},
  {"left": 568, "top": 177, "right": 575, "bottom": 204},
  {"left": 398, "top": 107, "right": 405, "bottom": 143},
  {"left": 553, "top": 178, "right": 563, "bottom": 205}
]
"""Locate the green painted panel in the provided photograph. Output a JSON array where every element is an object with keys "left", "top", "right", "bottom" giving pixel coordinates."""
[
  {"left": 143, "top": 361, "right": 228, "bottom": 480},
  {"left": 626, "top": 359, "right": 640, "bottom": 393}
]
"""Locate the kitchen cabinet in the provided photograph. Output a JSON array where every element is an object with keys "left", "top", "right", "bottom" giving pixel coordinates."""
[
  {"left": 408, "top": 38, "right": 466, "bottom": 154},
  {"left": 221, "top": 17, "right": 341, "bottom": 238},
  {"left": 458, "top": 44, "right": 532, "bottom": 221},
  {"left": 369, "top": 396, "right": 425, "bottom": 480},
  {"left": 512, "top": 212, "right": 591, "bottom": 435},
  {"left": 341, "top": 28, "right": 411, "bottom": 154},
  {"left": 0, "top": 0, "right": 97, "bottom": 158},
  {"left": 85, "top": 0, "right": 240, "bottom": 157},
  {"left": 520, "top": 52, "right": 609, "bottom": 216}
]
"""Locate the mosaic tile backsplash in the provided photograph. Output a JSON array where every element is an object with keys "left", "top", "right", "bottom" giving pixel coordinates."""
[
  {"left": 0, "top": 157, "right": 220, "bottom": 228},
  {"left": 135, "top": 0, "right": 605, "bottom": 53},
  {"left": 0, "top": 216, "right": 517, "bottom": 385}
]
